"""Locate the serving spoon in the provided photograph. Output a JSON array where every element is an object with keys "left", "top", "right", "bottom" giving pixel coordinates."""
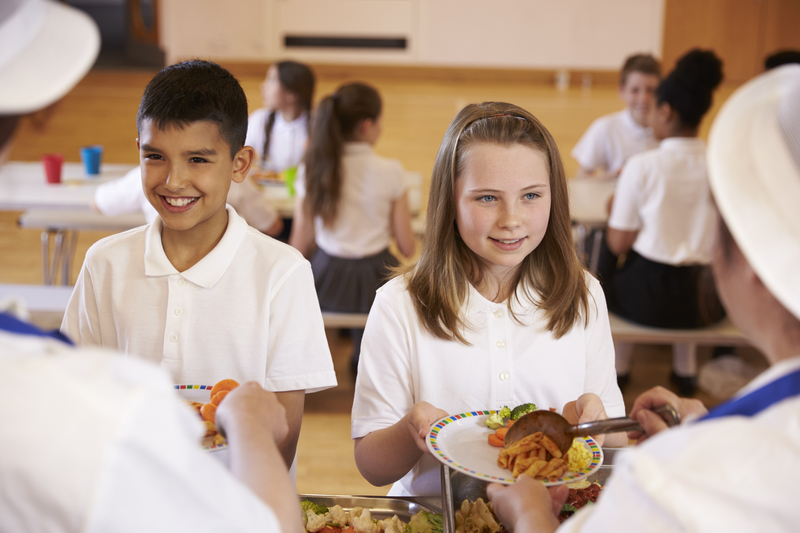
[{"left": 503, "top": 404, "right": 680, "bottom": 454}]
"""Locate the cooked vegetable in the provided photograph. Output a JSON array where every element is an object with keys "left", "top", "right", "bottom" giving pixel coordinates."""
[
  {"left": 302, "top": 500, "right": 330, "bottom": 515},
  {"left": 405, "top": 510, "right": 443, "bottom": 533},
  {"left": 509, "top": 403, "right": 537, "bottom": 421},
  {"left": 484, "top": 406, "right": 511, "bottom": 429}
]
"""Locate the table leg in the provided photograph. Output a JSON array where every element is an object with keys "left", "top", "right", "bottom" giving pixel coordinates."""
[
  {"left": 40, "top": 231, "right": 51, "bottom": 285},
  {"left": 61, "top": 230, "right": 78, "bottom": 286}
]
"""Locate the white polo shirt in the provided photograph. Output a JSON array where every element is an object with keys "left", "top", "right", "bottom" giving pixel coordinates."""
[
  {"left": 93, "top": 166, "right": 158, "bottom": 223},
  {"left": 295, "top": 142, "right": 407, "bottom": 258},
  {"left": 0, "top": 332, "right": 282, "bottom": 532},
  {"left": 572, "top": 109, "right": 659, "bottom": 175},
  {"left": 246, "top": 108, "right": 308, "bottom": 171},
  {"left": 61, "top": 206, "right": 337, "bottom": 392},
  {"left": 608, "top": 137, "right": 716, "bottom": 265},
  {"left": 351, "top": 273, "right": 624, "bottom": 496}
]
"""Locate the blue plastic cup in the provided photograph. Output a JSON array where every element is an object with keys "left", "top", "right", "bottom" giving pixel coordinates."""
[{"left": 80, "top": 145, "right": 103, "bottom": 176}]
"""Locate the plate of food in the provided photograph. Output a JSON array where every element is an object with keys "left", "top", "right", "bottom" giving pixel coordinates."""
[
  {"left": 426, "top": 409, "right": 603, "bottom": 486},
  {"left": 174, "top": 379, "right": 240, "bottom": 452}
]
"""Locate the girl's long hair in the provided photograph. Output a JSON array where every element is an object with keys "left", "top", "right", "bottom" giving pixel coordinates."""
[
  {"left": 263, "top": 60, "right": 315, "bottom": 162},
  {"left": 402, "top": 102, "right": 589, "bottom": 343},
  {"left": 303, "top": 82, "right": 381, "bottom": 224}
]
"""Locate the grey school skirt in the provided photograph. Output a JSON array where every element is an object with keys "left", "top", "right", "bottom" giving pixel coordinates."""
[{"left": 310, "top": 247, "right": 399, "bottom": 313}]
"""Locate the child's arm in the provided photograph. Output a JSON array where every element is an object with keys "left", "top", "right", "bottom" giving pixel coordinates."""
[
  {"left": 273, "top": 389, "right": 304, "bottom": 468},
  {"left": 353, "top": 401, "right": 448, "bottom": 487},
  {"left": 390, "top": 192, "right": 415, "bottom": 258},
  {"left": 288, "top": 194, "right": 315, "bottom": 258}
]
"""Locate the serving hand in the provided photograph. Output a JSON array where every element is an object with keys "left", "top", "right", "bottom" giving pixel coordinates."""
[
  {"left": 486, "top": 475, "right": 567, "bottom": 533},
  {"left": 628, "top": 386, "right": 707, "bottom": 443}
]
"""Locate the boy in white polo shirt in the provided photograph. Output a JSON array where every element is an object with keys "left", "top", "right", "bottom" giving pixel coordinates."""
[
  {"left": 62, "top": 60, "right": 337, "bottom": 468},
  {"left": 572, "top": 54, "right": 661, "bottom": 180}
]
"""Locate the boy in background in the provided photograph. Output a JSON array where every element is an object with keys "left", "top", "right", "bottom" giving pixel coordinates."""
[
  {"left": 62, "top": 60, "right": 337, "bottom": 469},
  {"left": 572, "top": 54, "right": 661, "bottom": 180}
]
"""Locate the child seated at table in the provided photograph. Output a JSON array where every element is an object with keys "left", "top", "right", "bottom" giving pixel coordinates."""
[
  {"left": 572, "top": 53, "right": 661, "bottom": 180},
  {"left": 598, "top": 49, "right": 726, "bottom": 395},
  {"left": 62, "top": 60, "right": 337, "bottom": 468}
]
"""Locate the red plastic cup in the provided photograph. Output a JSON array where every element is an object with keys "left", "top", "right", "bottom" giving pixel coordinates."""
[{"left": 41, "top": 154, "right": 65, "bottom": 184}]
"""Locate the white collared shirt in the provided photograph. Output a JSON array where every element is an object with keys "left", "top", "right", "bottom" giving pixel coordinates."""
[
  {"left": 608, "top": 137, "right": 716, "bottom": 265},
  {"left": 245, "top": 108, "right": 308, "bottom": 171},
  {"left": 61, "top": 206, "right": 337, "bottom": 392},
  {"left": 0, "top": 331, "right": 282, "bottom": 532},
  {"left": 572, "top": 109, "right": 659, "bottom": 175},
  {"left": 560, "top": 356, "right": 800, "bottom": 533},
  {"left": 295, "top": 142, "right": 407, "bottom": 258},
  {"left": 351, "top": 272, "right": 624, "bottom": 496}
]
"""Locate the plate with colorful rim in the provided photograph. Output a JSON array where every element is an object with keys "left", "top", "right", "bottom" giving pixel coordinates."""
[
  {"left": 174, "top": 384, "right": 227, "bottom": 452},
  {"left": 426, "top": 410, "right": 603, "bottom": 485}
]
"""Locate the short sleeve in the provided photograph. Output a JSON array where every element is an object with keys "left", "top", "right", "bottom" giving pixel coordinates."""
[
  {"left": 608, "top": 156, "right": 644, "bottom": 231},
  {"left": 390, "top": 159, "right": 408, "bottom": 201},
  {"left": 245, "top": 109, "right": 268, "bottom": 159},
  {"left": 351, "top": 283, "right": 415, "bottom": 438},
  {"left": 264, "top": 261, "right": 337, "bottom": 393},
  {"left": 93, "top": 168, "right": 145, "bottom": 217},
  {"left": 61, "top": 250, "right": 103, "bottom": 347},
  {"left": 572, "top": 118, "right": 610, "bottom": 172}
]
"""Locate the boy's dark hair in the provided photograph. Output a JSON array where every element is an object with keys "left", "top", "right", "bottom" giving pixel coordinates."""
[
  {"left": 657, "top": 48, "right": 723, "bottom": 129},
  {"left": 620, "top": 53, "right": 661, "bottom": 86},
  {"left": 765, "top": 50, "right": 800, "bottom": 71},
  {"left": 136, "top": 60, "right": 248, "bottom": 158}
]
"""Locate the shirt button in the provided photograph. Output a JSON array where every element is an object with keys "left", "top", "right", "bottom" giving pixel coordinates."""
[
  {"left": 494, "top": 309, "right": 504, "bottom": 319},
  {"left": 496, "top": 340, "right": 506, "bottom": 348},
  {"left": 177, "top": 279, "right": 187, "bottom": 287},
  {"left": 169, "top": 334, "right": 178, "bottom": 342},
  {"left": 174, "top": 308, "right": 183, "bottom": 316},
  {"left": 499, "top": 372, "right": 510, "bottom": 381}
]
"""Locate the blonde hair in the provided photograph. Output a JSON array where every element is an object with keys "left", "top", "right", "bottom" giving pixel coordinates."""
[{"left": 401, "top": 102, "right": 589, "bottom": 343}]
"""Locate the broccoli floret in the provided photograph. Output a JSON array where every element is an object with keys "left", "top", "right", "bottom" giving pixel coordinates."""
[
  {"left": 484, "top": 406, "right": 511, "bottom": 429},
  {"left": 405, "top": 511, "right": 443, "bottom": 533},
  {"left": 510, "top": 402, "right": 537, "bottom": 420},
  {"left": 301, "top": 500, "right": 329, "bottom": 515}
]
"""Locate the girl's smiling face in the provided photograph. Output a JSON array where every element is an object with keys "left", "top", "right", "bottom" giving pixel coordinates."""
[{"left": 455, "top": 142, "right": 551, "bottom": 282}]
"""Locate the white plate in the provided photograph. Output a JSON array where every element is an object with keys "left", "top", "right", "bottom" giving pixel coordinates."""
[
  {"left": 174, "top": 384, "right": 227, "bottom": 452},
  {"left": 426, "top": 410, "right": 603, "bottom": 485}
]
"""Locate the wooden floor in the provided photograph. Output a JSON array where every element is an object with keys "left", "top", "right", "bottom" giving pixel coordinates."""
[{"left": 3, "top": 65, "right": 764, "bottom": 496}]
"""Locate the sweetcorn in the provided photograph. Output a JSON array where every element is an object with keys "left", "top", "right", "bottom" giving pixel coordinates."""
[{"left": 565, "top": 438, "right": 592, "bottom": 472}]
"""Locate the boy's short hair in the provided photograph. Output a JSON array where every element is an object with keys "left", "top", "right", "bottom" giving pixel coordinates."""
[
  {"left": 136, "top": 60, "right": 248, "bottom": 158},
  {"left": 620, "top": 53, "right": 661, "bottom": 86}
]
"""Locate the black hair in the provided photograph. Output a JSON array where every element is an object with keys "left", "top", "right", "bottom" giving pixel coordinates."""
[
  {"left": 263, "top": 60, "right": 315, "bottom": 162},
  {"left": 136, "top": 60, "right": 248, "bottom": 159},
  {"left": 303, "top": 82, "right": 381, "bottom": 224},
  {"left": 656, "top": 49, "right": 724, "bottom": 129},
  {"left": 764, "top": 50, "right": 800, "bottom": 71}
]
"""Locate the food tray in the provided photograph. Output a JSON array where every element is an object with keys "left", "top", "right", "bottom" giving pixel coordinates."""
[
  {"left": 441, "top": 449, "right": 621, "bottom": 533},
  {"left": 299, "top": 495, "right": 439, "bottom": 522}
]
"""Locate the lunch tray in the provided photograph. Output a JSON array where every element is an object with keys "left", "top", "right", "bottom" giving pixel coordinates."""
[{"left": 299, "top": 495, "right": 439, "bottom": 522}]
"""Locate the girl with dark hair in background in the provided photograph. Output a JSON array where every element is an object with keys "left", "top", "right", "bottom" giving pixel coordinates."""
[
  {"left": 290, "top": 82, "right": 416, "bottom": 370},
  {"left": 599, "top": 49, "right": 726, "bottom": 394}
]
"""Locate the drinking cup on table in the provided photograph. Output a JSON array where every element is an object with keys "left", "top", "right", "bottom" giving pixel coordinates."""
[
  {"left": 80, "top": 145, "right": 103, "bottom": 175},
  {"left": 41, "top": 153, "right": 64, "bottom": 184}
]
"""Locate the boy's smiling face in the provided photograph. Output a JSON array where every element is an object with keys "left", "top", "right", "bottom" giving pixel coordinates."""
[{"left": 137, "top": 119, "right": 250, "bottom": 240}]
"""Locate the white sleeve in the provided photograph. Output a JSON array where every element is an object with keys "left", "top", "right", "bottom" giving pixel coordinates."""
[
  {"left": 582, "top": 276, "right": 625, "bottom": 418},
  {"left": 246, "top": 108, "right": 268, "bottom": 159},
  {"left": 607, "top": 157, "right": 643, "bottom": 231},
  {"left": 264, "top": 261, "right": 336, "bottom": 393},
  {"left": 60, "top": 250, "right": 103, "bottom": 347},
  {"left": 93, "top": 167, "right": 144, "bottom": 217},
  {"left": 86, "top": 368, "right": 283, "bottom": 532},
  {"left": 226, "top": 179, "right": 280, "bottom": 233},
  {"left": 391, "top": 159, "right": 408, "bottom": 200},
  {"left": 351, "top": 285, "right": 415, "bottom": 438},
  {"left": 571, "top": 118, "right": 610, "bottom": 172}
]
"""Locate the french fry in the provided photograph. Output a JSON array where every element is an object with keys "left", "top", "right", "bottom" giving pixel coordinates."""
[
  {"left": 540, "top": 435, "right": 563, "bottom": 459},
  {"left": 537, "top": 458, "right": 565, "bottom": 479},
  {"left": 523, "top": 459, "right": 549, "bottom": 478}
]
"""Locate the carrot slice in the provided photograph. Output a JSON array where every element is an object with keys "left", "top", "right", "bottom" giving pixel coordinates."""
[
  {"left": 507, "top": 420, "right": 516, "bottom": 428},
  {"left": 488, "top": 433, "right": 504, "bottom": 447},
  {"left": 200, "top": 402, "right": 217, "bottom": 424},
  {"left": 211, "top": 390, "right": 230, "bottom": 406},
  {"left": 495, "top": 427, "right": 509, "bottom": 440},
  {"left": 209, "top": 379, "right": 240, "bottom": 398}
]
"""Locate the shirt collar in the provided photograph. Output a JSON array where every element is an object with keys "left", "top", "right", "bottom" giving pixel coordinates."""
[
  {"left": 143, "top": 205, "right": 247, "bottom": 288},
  {"left": 659, "top": 137, "right": 706, "bottom": 152},
  {"left": 621, "top": 108, "right": 652, "bottom": 136},
  {"left": 462, "top": 281, "right": 540, "bottom": 317},
  {"left": 731, "top": 355, "right": 800, "bottom": 399},
  {"left": 274, "top": 111, "right": 308, "bottom": 130},
  {"left": 343, "top": 142, "right": 373, "bottom": 155}
]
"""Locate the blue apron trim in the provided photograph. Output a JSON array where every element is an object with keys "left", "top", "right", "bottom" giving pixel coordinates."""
[
  {"left": 0, "top": 312, "right": 74, "bottom": 346},
  {"left": 699, "top": 367, "right": 800, "bottom": 421}
]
